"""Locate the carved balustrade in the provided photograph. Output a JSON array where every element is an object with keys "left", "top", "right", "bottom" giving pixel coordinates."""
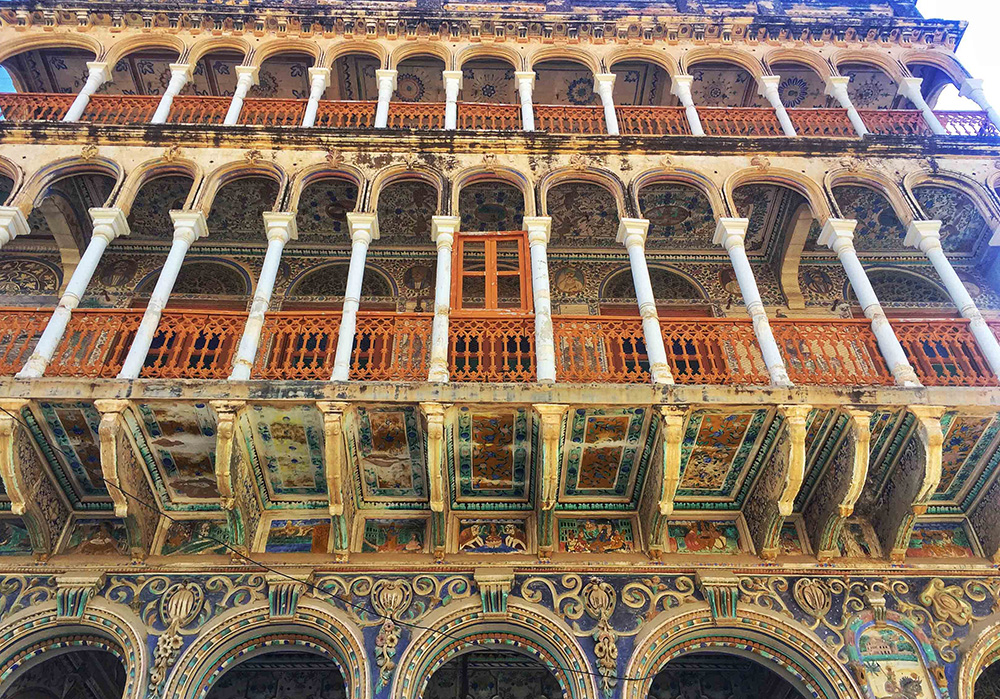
[
  {"left": 787, "top": 108, "right": 856, "bottom": 137},
  {"left": 534, "top": 105, "right": 606, "bottom": 134},
  {"left": 660, "top": 317, "right": 768, "bottom": 384},
  {"left": 456, "top": 102, "right": 522, "bottom": 130},
  {"left": 166, "top": 96, "right": 230, "bottom": 125},
  {"left": 770, "top": 319, "right": 893, "bottom": 386},
  {"left": 935, "top": 111, "right": 1000, "bottom": 137},
  {"left": 386, "top": 102, "right": 446, "bottom": 129},
  {"left": 894, "top": 319, "right": 998, "bottom": 386},
  {"left": 80, "top": 95, "right": 159, "bottom": 125},
  {"left": 0, "top": 309, "right": 48, "bottom": 374},
  {"left": 313, "top": 101, "right": 377, "bottom": 128},
  {"left": 552, "top": 315, "right": 651, "bottom": 383},
  {"left": 140, "top": 310, "right": 246, "bottom": 379},
  {"left": 48, "top": 309, "right": 142, "bottom": 377},
  {"left": 238, "top": 98, "right": 308, "bottom": 127},
  {"left": 253, "top": 311, "right": 341, "bottom": 380},
  {"left": 0, "top": 92, "right": 73, "bottom": 121},
  {"left": 350, "top": 312, "right": 433, "bottom": 381},
  {"left": 449, "top": 314, "right": 535, "bottom": 382},
  {"left": 615, "top": 106, "right": 691, "bottom": 136},
  {"left": 858, "top": 109, "right": 932, "bottom": 136},
  {"left": 699, "top": 107, "right": 784, "bottom": 136}
]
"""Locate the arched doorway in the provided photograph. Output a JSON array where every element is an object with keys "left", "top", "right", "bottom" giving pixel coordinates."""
[
  {"left": 204, "top": 649, "right": 347, "bottom": 699},
  {"left": 647, "top": 651, "right": 807, "bottom": 699},
  {"left": 977, "top": 659, "right": 1000, "bottom": 698},
  {"left": 4, "top": 648, "right": 125, "bottom": 699},
  {"left": 424, "top": 649, "right": 563, "bottom": 699}
]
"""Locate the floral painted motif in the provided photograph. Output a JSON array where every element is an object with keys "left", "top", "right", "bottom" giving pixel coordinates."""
[
  {"left": 459, "top": 182, "right": 525, "bottom": 232},
  {"left": 456, "top": 408, "right": 531, "bottom": 502},
  {"left": 935, "top": 416, "right": 995, "bottom": 499},
  {"left": 206, "top": 177, "right": 281, "bottom": 242},
  {"left": 913, "top": 185, "right": 991, "bottom": 256},
  {"left": 563, "top": 408, "right": 649, "bottom": 501},
  {"left": 295, "top": 178, "right": 359, "bottom": 243},
  {"left": 639, "top": 182, "right": 718, "bottom": 250},
  {"left": 376, "top": 180, "right": 437, "bottom": 245},
  {"left": 549, "top": 182, "right": 619, "bottom": 248},
  {"left": 832, "top": 185, "right": 909, "bottom": 252},
  {"left": 127, "top": 176, "right": 193, "bottom": 240},
  {"left": 249, "top": 405, "right": 327, "bottom": 499},
  {"left": 353, "top": 406, "right": 426, "bottom": 502}
]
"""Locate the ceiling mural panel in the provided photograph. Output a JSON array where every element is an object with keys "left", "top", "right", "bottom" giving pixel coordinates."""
[
  {"left": 168, "top": 261, "right": 249, "bottom": 297},
  {"left": 639, "top": 182, "right": 718, "bottom": 250},
  {"left": 832, "top": 185, "right": 909, "bottom": 253},
  {"left": 347, "top": 405, "right": 427, "bottom": 506},
  {"left": 249, "top": 55, "right": 314, "bottom": 99},
  {"left": 134, "top": 403, "right": 220, "bottom": 504},
  {"left": 841, "top": 65, "right": 907, "bottom": 110},
  {"left": 459, "top": 182, "right": 525, "bottom": 232},
  {"left": 689, "top": 63, "right": 766, "bottom": 108},
  {"left": 101, "top": 53, "right": 176, "bottom": 96},
  {"left": 533, "top": 61, "right": 598, "bottom": 105},
  {"left": 376, "top": 180, "right": 437, "bottom": 246},
  {"left": 560, "top": 407, "right": 653, "bottom": 503},
  {"left": 295, "top": 178, "right": 358, "bottom": 245},
  {"left": 732, "top": 184, "right": 807, "bottom": 255},
  {"left": 675, "top": 409, "right": 770, "bottom": 502},
  {"left": 186, "top": 53, "right": 242, "bottom": 97},
  {"left": 770, "top": 65, "right": 830, "bottom": 108},
  {"left": 0, "top": 258, "right": 61, "bottom": 296},
  {"left": 460, "top": 61, "right": 517, "bottom": 104},
  {"left": 608, "top": 61, "right": 672, "bottom": 106},
  {"left": 206, "top": 177, "right": 280, "bottom": 243},
  {"left": 851, "top": 268, "right": 950, "bottom": 306},
  {"left": 912, "top": 185, "right": 991, "bottom": 256},
  {"left": 330, "top": 54, "right": 381, "bottom": 101},
  {"left": 453, "top": 407, "right": 532, "bottom": 505},
  {"left": 127, "top": 176, "right": 193, "bottom": 240},
  {"left": 549, "top": 182, "right": 619, "bottom": 248},
  {"left": 394, "top": 58, "right": 447, "bottom": 103},
  {"left": 32, "top": 402, "right": 107, "bottom": 504},
  {"left": 247, "top": 405, "right": 327, "bottom": 501},
  {"left": 7, "top": 50, "right": 95, "bottom": 94},
  {"left": 600, "top": 266, "right": 705, "bottom": 303},
  {"left": 932, "top": 414, "right": 999, "bottom": 506}
]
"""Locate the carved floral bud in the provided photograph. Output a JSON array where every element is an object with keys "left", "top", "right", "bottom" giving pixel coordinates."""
[
  {"left": 167, "top": 585, "right": 197, "bottom": 623},
  {"left": 793, "top": 578, "right": 831, "bottom": 618}
]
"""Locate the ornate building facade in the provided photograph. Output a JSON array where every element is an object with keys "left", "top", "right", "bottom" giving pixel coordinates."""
[{"left": 0, "top": 0, "right": 997, "bottom": 697}]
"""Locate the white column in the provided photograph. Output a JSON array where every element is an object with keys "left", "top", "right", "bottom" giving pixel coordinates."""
[
  {"left": 670, "top": 75, "right": 704, "bottom": 136},
  {"left": 905, "top": 220, "right": 1000, "bottom": 379},
  {"left": 331, "top": 213, "right": 378, "bottom": 381},
  {"left": 229, "top": 212, "right": 296, "bottom": 380},
  {"left": 224, "top": 65, "right": 259, "bottom": 126},
  {"left": 617, "top": 219, "right": 673, "bottom": 385},
  {"left": 758, "top": 75, "right": 797, "bottom": 137},
  {"left": 17, "top": 209, "right": 129, "bottom": 378},
  {"left": 515, "top": 71, "right": 536, "bottom": 132},
  {"left": 818, "top": 219, "right": 921, "bottom": 387},
  {"left": 594, "top": 73, "right": 619, "bottom": 136},
  {"left": 825, "top": 76, "right": 869, "bottom": 137},
  {"left": 374, "top": 69, "right": 397, "bottom": 129},
  {"left": 714, "top": 218, "right": 792, "bottom": 387},
  {"left": 428, "top": 216, "right": 459, "bottom": 383},
  {"left": 301, "top": 67, "right": 331, "bottom": 128},
  {"left": 151, "top": 63, "right": 192, "bottom": 124},
  {"left": 117, "top": 211, "right": 208, "bottom": 379},
  {"left": 63, "top": 62, "right": 110, "bottom": 122},
  {"left": 960, "top": 78, "right": 1000, "bottom": 130},
  {"left": 443, "top": 70, "right": 462, "bottom": 130},
  {"left": 897, "top": 76, "right": 946, "bottom": 135},
  {"left": 523, "top": 217, "right": 556, "bottom": 383},
  {"left": 0, "top": 207, "right": 30, "bottom": 250}
]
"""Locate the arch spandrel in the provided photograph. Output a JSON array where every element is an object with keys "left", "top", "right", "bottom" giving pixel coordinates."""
[
  {"left": 14, "top": 158, "right": 124, "bottom": 218},
  {"left": 723, "top": 168, "right": 833, "bottom": 225},
  {"left": 103, "top": 34, "right": 186, "bottom": 68}
]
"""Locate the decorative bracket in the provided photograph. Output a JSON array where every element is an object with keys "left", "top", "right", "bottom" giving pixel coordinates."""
[
  {"left": 267, "top": 571, "right": 310, "bottom": 619},
  {"left": 316, "top": 402, "right": 350, "bottom": 517},
  {"left": 474, "top": 568, "right": 515, "bottom": 618},
  {"left": 419, "top": 402, "right": 449, "bottom": 513},
  {"left": 534, "top": 404, "right": 569, "bottom": 510},
  {"left": 696, "top": 570, "right": 740, "bottom": 622},
  {"left": 658, "top": 405, "right": 689, "bottom": 517},
  {"left": 209, "top": 400, "right": 246, "bottom": 510},
  {"left": 94, "top": 399, "right": 132, "bottom": 518},
  {"left": 55, "top": 572, "right": 106, "bottom": 619},
  {"left": 0, "top": 399, "right": 31, "bottom": 514}
]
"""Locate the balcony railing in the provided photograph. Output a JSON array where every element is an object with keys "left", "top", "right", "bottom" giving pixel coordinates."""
[
  {"left": 615, "top": 106, "right": 691, "bottom": 136},
  {"left": 387, "top": 102, "right": 445, "bottom": 130},
  {"left": 0, "top": 92, "right": 73, "bottom": 122},
  {"left": 894, "top": 319, "right": 998, "bottom": 387},
  {"left": 449, "top": 315, "right": 535, "bottom": 382},
  {"left": 771, "top": 319, "right": 893, "bottom": 386},
  {"left": 660, "top": 318, "right": 767, "bottom": 384},
  {"left": 457, "top": 102, "right": 522, "bottom": 130},
  {"left": 553, "top": 316, "right": 651, "bottom": 383},
  {"left": 314, "top": 101, "right": 376, "bottom": 129},
  {"left": 168, "top": 95, "right": 229, "bottom": 125},
  {"left": 935, "top": 111, "right": 1000, "bottom": 138},
  {"left": 699, "top": 107, "right": 784, "bottom": 137},
  {"left": 351, "top": 312, "right": 432, "bottom": 381},
  {"left": 859, "top": 109, "right": 931, "bottom": 136},
  {"left": 788, "top": 108, "right": 855, "bottom": 138},
  {"left": 141, "top": 310, "right": 246, "bottom": 379},
  {"left": 81, "top": 94, "right": 159, "bottom": 125},
  {"left": 253, "top": 311, "right": 341, "bottom": 380},
  {"left": 534, "top": 105, "right": 606, "bottom": 134},
  {"left": 0, "top": 309, "right": 50, "bottom": 375}
]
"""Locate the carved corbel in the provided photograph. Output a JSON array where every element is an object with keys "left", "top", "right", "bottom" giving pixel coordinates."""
[
  {"left": 696, "top": 570, "right": 740, "bottom": 622},
  {"left": 745, "top": 405, "right": 811, "bottom": 559},
  {"left": 95, "top": 399, "right": 132, "bottom": 518},
  {"left": 419, "top": 402, "right": 449, "bottom": 513},
  {"left": 533, "top": 404, "right": 569, "bottom": 510},
  {"left": 55, "top": 572, "right": 106, "bottom": 619},
  {"left": 267, "top": 570, "right": 310, "bottom": 619},
  {"left": 317, "top": 402, "right": 353, "bottom": 560},
  {"left": 803, "top": 409, "right": 871, "bottom": 560},
  {"left": 474, "top": 568, "right": 515, "bottom": 618},
  {"left": 209, "top": 400, "right": 246, "bottom": 510}
]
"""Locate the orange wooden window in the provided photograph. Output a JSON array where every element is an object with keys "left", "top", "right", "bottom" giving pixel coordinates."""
[{"left": 452, "top": 231, "right": 532, "bottom": 314}]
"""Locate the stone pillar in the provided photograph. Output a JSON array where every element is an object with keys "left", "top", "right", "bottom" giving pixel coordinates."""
[
  {"left": 443, "top": 70, "right": 463, "bottom": 130},
  {"left": 905, "top": 220, "right": 1000, "bottom": 379},
  {"left": 617, "top": 218, "right": 674, "bottom": 385},
  {"left": 960, "top": 78, "right": 1000, "bottom": 131},
  {"left": 151, "top": 63, "right": 192, "bottom": 124},
  {"left": 63, "top": 62, "right": 110, "bottom": 122},
  {"left": 224, "top": 66, "right": 259, "bottom": 126},
  {"left": 670, "top": 75, "right": 704, "bottom": 136},
  {"left": 331, "top": 213, "right": 378, "bottom": 381},
  {"left": 818, "top": 219, "right": 921, "bottom": 387},
  {"left": 825, "top": 76, "right": 869, "bottom": 137},
  {"left": 373, "top": 69, "right": 397, "bottom": 129},
  {"left": 301, "top": 67, "right": 331, "bottom": 128},
  {"left": 523, "top": 217, "right": 556, "bottom": 383},
  {"left": 117, "top": 211, "right": 208, "bottom": 379},
  {"left": 897, "top": 76, "right": 946, "bottom": 135},
  {"left": 758, "top": 75, "right": 797, "bottom": 137},
  {"left": 428, "top": 216, "right": 459, "bottom": 383},
  {"left": 17, "top": 209, "right": 129, "bottom": 378},
  {"left": 515, "top": 71, "right": 536, "bottom": 131},
  {"left": 230, "top": 212, "right": 297, "bottom": 380},
  {"left": 714, "top": 218, "right": 792, "bottom": 387},
  {"left": 0, "top": 207, "right": 30, "bottom": 250},
  {"left": 594, "top": 73, "right": 619, "bottom": 136}
]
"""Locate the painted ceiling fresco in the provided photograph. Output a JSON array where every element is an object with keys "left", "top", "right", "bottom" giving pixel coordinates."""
[
  {"left": 931, "top": 414, "right": 1000, "bottom": 509},
  {"left": 127, "top": 176, "right": 194, "bottom": 240},
  {"left": 601, "top": 267, "right": 705, "bottom": 302},
  {"left": 5, "top": 49, "right": 98, "bottom": 94},
  {"left": 27, "top": 174, "right": 115, "bottom": 245},
  {"left": 689, "top": 63, "right": 766, "bottom": 108},
  {"left": 548, "top": 182, "right": 619, "bottom": 248},
  {"left": 286, "top": 262, "right": 394, "bottom": 299},
  {"left": 912, "top": 185, "right": 991, "bottom": 256},
  {"left": 134, "top": 403, "right": 220, "bottom": 505},
  {"left": 831, "top": 185, "right": 908, "bottom": 253},
  {"left": 458, "top": 182, "right": 524, "bottom": 232},
  {"left": 451, "top": 407, "right": 533, "bottom": 507},
  {"left": 841, "top": 64, "right": 912, "bottom": 110},
  {"left": 733, "top": 184, "right": 810, "bottom": 256},
  {"left": 185, "top": 52, "right": 243, "bottom": 97},
  {"left": 249, "top": 54, "right": 315, "bottom": 100},
  {"left": 534, "top": 61, "right": 599, "bottom": 105},
  {"left": 347, "top": 405, "right": 427, "bottom": 506},
  {"left": 850, "top": 269, "right": 950, "bottom": 306},
  {"left": 559, "top": 407, "right": 654, "bottom": 504},
  {"left": 245, "top": 405, "right": 327, "bottom": 503},
  {"left": 639, "top": 182, "right": 718, "bottom": 250},
  {"left": 394, "top": 58, "right": 446, "bottom": 103},
  {"left": 769, "top": 64, "right": 832, "bottom": 109},
  {"left": 376, "top": 180, "right": 437, "bottom": 246},
  {"left": 0, "top": 257, "right": 61, "bottom": 296},
  {"left": 30, "top": 402, "right": 108, "bottom": 506},
  {"left": 205, "top": 177, "right": 281, "bottom": 243},
  {"left": 330, "top": 54, "right": 381, "bottom": 101},
  {"left": 608, "top": 61, "right": 674, "bottom": 106},
  {"left": 164, "top": 261, "right": 250, "bottom": 297},
  {"left": 295, "top": 178, "right": 358, "bottom": 245},
  {"left": 460, "top": 60, "right": 517, "bottom": 104}
]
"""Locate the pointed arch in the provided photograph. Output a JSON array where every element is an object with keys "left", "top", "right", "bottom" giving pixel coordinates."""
[
  {"left": 631, "top": 167, "right": 726, "bottom": 221},
  {"left": 683, "top": 47, "right": 766, "bottom": 78},
  {"left": 763, "top": 48, "right": 834, "bottom": 81},
  {"left": 14, "top": 157, "right": 124, "bottom": 216},
  {"left": 825, "top": 169, "right": 915, "bottom": 227},
  {"left": 0, "top": 33, "right": 102, "bottom": 65},
  {"left": 830, "top": 50, "right": 906, "bottom": 82},
  {"left": 455, "top": 44, "right": 524, "bottom": 71},
  {"left": 901, "top": 50, "right": 970, "bottom": 88},
  {"left": 389, "top": 43, "right": 452, "bottom": 70},
  {"left": 0, "top": 155, "right": 25, "bottom": 207},
  {"left": 186, "top": 36, "right": 251, "bottom": 65},
  {"left": 959, "top": 618, "right": 1000, "bottom": 699},
  {"left": 326, "top": 41, "right": 388, "bottom": 68},
  {"left": 527, "top": 46, "right": 600, "bottom": 75},
  {"left": 250, "top": 38, "right": 321, "bottom": 66},
  {"left": 369, "top": 166, "right": 446, "bottom": 216},
  {"left": 287, "top": 163, "right": 367, "bottom": 215},
  {"left": 605, "top": 46, "right": 680, "bottom": 76},
  {"left": 902, "top": 169, "right": 1000, "bottom": 227}
]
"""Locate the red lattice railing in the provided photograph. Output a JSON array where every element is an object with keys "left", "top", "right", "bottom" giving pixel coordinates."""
[
  {"left": 553, "top": 316, "right": 651, "bottom": 383},
  {"left": 615, "top": 106, "right": 691, "bottom": 136},
  {"left": 81, "top": 94, "right": 159, "bottom": 125},
  {"left": 859, "top": 109, "right": 932, "bottom": 136},
  {"left": 0, "top": 93, "right": 74, "bottom": 122},
  {"left": 449, "top": 315, "right": 535, "bottom": 382},
  {"left": 0, "top": 309, "right": 48, "bottom": 374},
  {"left": 534, "top": 105, "right": 606, "bottom": 134},
  {"left": 457, "top": 102, "right": 522, "bottom": 130},
  {"left": 699, "top": 107, "right": 784, "bottom": 137},
  {"left": 771, "top": 319, "right": 892, "bottom": 386},
  {"left": 48, "top": 309, "right": 141, "bottom": 378},
  {"left": 788, "top": 108, "right": 856, "bottom": 138},
  {"left": 253, "top": 312, "right": 341, "bottom": 380},
  {"left": 140, "top": 310, "right": 246, "bottom": 379},
  {"left": 660, "top": 318, "right": 768, "bottom": 385},
  {"left": 313, "top": 101, "right": 377, "bottom": 128},
  {"left": 167, "top": 95, "right": 230, "bottom": 125},
  {"left": 935, "top": 111, "right": 1000, "bottom": 138},
  {"left": 351, "top": 312, "right": 432, "bottom": 381},
  {"left": 894, "top": 319, "right": 998, "bottom": 387},
  {"left": 239, "top": 98, "right": 307, "bottom": 126},
  {"left": 386, "top": 102, "right": 445, "bottom": 129}
]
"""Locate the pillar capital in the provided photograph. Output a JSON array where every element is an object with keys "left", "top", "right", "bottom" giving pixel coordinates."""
[
  {"left": 262, "top": 211, "right": 298, "bottom": 243},
  {"left": 904, "top": 219, "right": 943, "bottom": 252},
  {"left": 168, "top": 63, "right": 193, "bottom": 81},
  {"left": 514, "top": 70, "right": 536, "bottom": 88},
  {"left": 523, "top": 216, "right": 552, "bottom": 246},
  {"left": 88, "top": 207, "right": 130, "bottom": 243},
  {"left": 0, "top": 206, "right": 30, "bottom": 245},
  {"left": 896, "top": 75, "right": 923, "bottom": 100},
  {"left": 713, "top": 217, "right": 750, "bottom": 250},
  {"left": 442, "top": 69, "right": 463, "bottom": 88},
  {"left": 670, "top": 74, "right": 694, "bottom": 98},
  {"left": 616, "top": 217, "right": 650, "bottom": 248},
  {"left": 235, "top": 65, "right": 260, "bottom": 85},
  {"left": 960, "top": 77, "right": 985, "bottom": 99},
  {"left": 85, "top": 61, "right": 110, "bottom": 82},
  {"left": 376, "top": 68, "right": 398, "bottom": 90},
  {"left": 307, "top": 66, "right": 331, "bottom": 89},
  {"left": 346, "top": 211, "right": 379, "bottom": 244},
  {"left": 824, "top": 75, "right": 851, "bottom": 96},
  {"left": 169, "top": 210, "right": 208, "bottom": 244},
  {"left": 757, "top": 74, "right": 781, "bottom": 95},
  {"left": 593, "top": 72, "right": 616, "bottom": 91},
  {"left": 817, "top": 218, "right": 859, "bottom": 252},
  {"left": 431, "top": 215, "right": 460, "bottom": 248}
]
